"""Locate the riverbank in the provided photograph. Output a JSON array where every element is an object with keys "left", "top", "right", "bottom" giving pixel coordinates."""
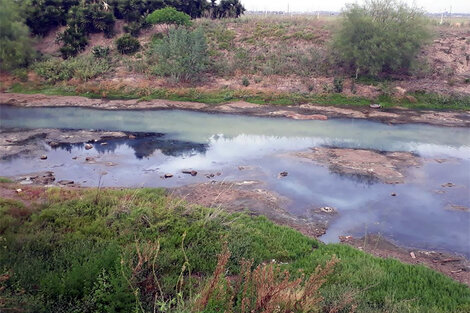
[
  {"left": 2, "top": 92, "right": 470, "bottom": 127},
  {"left": 0, "top": 183, "right": 469, "bottom": 312}
]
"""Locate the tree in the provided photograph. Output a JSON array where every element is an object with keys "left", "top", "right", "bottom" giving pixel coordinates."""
[
  {"left": 333, "top": 0, "right": 430, "bottom": 77},
  {"left": 0, "top": 0, "right": 35, "bottom": 71},
  {"left": 145, "top": 7, "right": 192, "bottom": 27},
  {"left": 215, "top": 0, "right": 245, "bottom": 18}
]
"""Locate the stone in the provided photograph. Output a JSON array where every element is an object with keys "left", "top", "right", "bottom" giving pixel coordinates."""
[
  {"left": 15, "top": 189, "right": 22, "bottom": 193},
  {"left": 40, "top": 155, "right": 47, "bottom": 160},
  {"left": 128, "top": 134, "right": 136, "bottom": 139},
  {"left": 279, "top": 171, "right": 288, "bottom": 177},
  {"left": 319, "top": 206, "right": 336, "bottom": 213},
  {"left": 442, "top": 182, "right": 455, "bottom": 187},
  {"left": 164, "top": 173, "right": 173, "bottom": 178},
  {"left": 182, "top": 170, "right": 198, "bottom": 176},
  {"left": 369, "top": 104, "right": 381, "bottom": 109},
  {"left": 58, "top": 180, "right": 74, "bottom": 185},
  {"left": 48, "top": 141, "right": 60, "bottom": 148},
  {"left": 391, "top": 193, "right": 397, "bottom": 196},
  {"left": 84, "top": 143, "right": 93, "bottom": 150},
  {"left": 85, "top": 157, "right": 95, "bottom": 162},
  {"left": 72, "top": 156, "right": 78, "bottom": 160}
]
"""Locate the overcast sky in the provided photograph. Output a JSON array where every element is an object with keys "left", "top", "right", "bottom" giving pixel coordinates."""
[{"left": 242, "top": 0, "right": 470, "bottom": 14}]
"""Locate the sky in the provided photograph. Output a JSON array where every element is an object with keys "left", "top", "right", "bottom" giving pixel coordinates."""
[{"left": 241, "top": 0, "right": 470, "bottom": 14}]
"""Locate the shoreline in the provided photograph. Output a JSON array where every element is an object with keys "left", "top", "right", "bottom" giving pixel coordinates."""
[{"left": 2, "top": 92, "right": 470, "bottom": 127}]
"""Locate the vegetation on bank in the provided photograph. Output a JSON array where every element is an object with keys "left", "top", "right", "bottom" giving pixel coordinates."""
[
  {"left": 0, "top": 187, "right": 469, "bottom": 312},
  {"left": 7, "top": 83, "right": 470, "bottom": 111}
]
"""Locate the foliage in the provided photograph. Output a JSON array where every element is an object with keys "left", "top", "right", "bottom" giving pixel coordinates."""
[
  {"left": 0, "top": 0, "right": 35, "bottom": 71},
  {"left": 33, "top": 55, "right": 111, "bottom": 82},
  {"left": 92, "top": 45, "right": 110, "bottom": 58},
  {"left": 333, "top": 77, "right": 344, "bottom": 93},
  {"left": 151, "top": 27, "right": 209, "bottom": 83},
  {"left": 115, "top": 34, "right": 141, "bottom": 54},
  {"left": 333, "top": 0, "right": 431, "bottom": 77},
  {"left": 211, "top": 0, "right": 246, "bottom": 18},
  {"left": 0, "top": 187, "right": 469, "bottom": 312},
  {"left": 241, "top": 77, "right": 250, "bottom": 87},
  {"left": 22, "top": 0, "right": 79, "bottom": 36},
  {"left": 146, "top": 7, "right": 192, "bottom": 27},
  {"left": 57, "top": 3, "right": 115, "bottom": 58}
]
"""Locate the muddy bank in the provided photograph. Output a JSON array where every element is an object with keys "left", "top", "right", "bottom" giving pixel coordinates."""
[
  {"left": 0, "top": 128, "right": 157, "bottom": 159},
  {"left": 340, "top": 235, "right": 470, "bottom": 286},
  {"left": 171, "top": 180, "right": 333, "bottom": 237},
  {"left": 2, "top": 92, "right": 470, "bottom": 127},
  {"left": 292, "top": 147, "right": 421, "bottom": 184}
]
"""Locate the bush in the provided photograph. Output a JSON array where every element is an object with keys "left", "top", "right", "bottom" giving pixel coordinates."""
[
  {"left": 0, "top": 0, "right": 35, "bottom": 71},
  {"left": 151, "top": 27, "right": 209, "bottom": 83},
  {"left": 92, "top": 46, "right": 110, "bottom": 58},
  {"left": 34, "top": 55, "right": 111, "bottom": 82},
  {"left": 333, "top": 0, "right": 430, "bottom": 77},
  {"left": 146, "top": 6, "right": 192, "bottom": 27},
  {"left": 57, "top": 27, "right": 88, "bottom": 59},
  {"left": 115, "top": 34, "right": 141, "bottom": 55},
  {"left": 333, "top": 77, "right": 344, "bottom": 93},
  {"left": 241, "top": 76, "right": 250, "bottom": 87}
]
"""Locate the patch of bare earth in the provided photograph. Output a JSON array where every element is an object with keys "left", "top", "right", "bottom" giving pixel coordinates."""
[
  {"left": 171, "top": 181, "right": 328, "bottom": 237},
  {"left": 293, "top": 147, "right": 421, "bottom": 184},
  {"left": 340, "top": 235, "right": 470, "bottom": 286}
]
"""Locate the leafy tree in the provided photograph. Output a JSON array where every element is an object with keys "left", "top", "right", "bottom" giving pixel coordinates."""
[
  {"left": 0, "top": 0, "right": 35, "bottom": 71},
  {"left": 214, "top": 0, "right": 245, "bottom": 18},
  {"left": 22, "top": 0, "right": 79, "bottom": 36},
  {"left": 145, "top": 7, "right": 192, "bottom": 27},
  {"left": 333, "top": 0, "right": 430, "bottom": 77},
  {"left": 151, "top": 27, "right": 209, "bottom": 82}
]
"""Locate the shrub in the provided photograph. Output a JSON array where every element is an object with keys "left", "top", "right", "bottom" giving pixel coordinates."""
[
  {"left": 92, "top": 46, "right": 110, "bottom": 58},
  {"left": 333, "top": 77, "right": 344, "bottom": 93},
  {"left": 333, "top": 0, "right": 431, "bottom": 77},
  {"left": 115, "top": 34, "right": 141, "bottom": 55},
  {"left": 241, "top": 76, "right": 250, "bottom": 87},
  {"left": 0, "top": 0, "right": 35, "bottom": 71},
  {"left": 146, "top": 7, "right": 192, "bottom": 27},
  {"left": 57, "top": 27, "right": 88, "bottom": 59},
  {"left": 151, "top": 27, "right": 209, "bottom": 83},
  {"left": 23, "top": 0, "right": 78, "bottom": 36},
  {"left": 34, "top": 55, "right": 111, "bottom": 82}
]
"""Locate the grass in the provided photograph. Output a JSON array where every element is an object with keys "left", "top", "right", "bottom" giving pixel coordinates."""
[
  {"left": 0, "top": 177, "right": 13, "bottom": 183},
  {"left": 0, "top": 187, "right": 469, "bottom": 312},
  {"left": 7, "top": 82, "right": 470, "bottom": 111}
]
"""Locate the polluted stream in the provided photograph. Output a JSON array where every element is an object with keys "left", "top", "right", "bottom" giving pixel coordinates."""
[{"left": 1, "top": 106, "right": 469, "bottom": 257}]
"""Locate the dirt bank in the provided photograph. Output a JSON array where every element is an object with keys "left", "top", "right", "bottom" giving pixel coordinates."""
[
  {"left": 2, "top": 92, "right": 470, "bottom": 127},
  {"left": 171, "top": 180, "right": 330, "bottom": 237},
  {"left": 292, "top": 147, "right": 421, "bottom": 184},
  {"left": 340, "top": 235, "right": 470, "bottom": 286}
]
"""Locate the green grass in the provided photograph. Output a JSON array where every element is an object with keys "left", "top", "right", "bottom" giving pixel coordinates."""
[
  {"left": 0, "top": 188, "right": 469, "bottom": 312},
  {"left": 0, "top": 177, "right": 13, "bottom": 183},
  {"left": 8, "top": 82, "right": 469, "bottom": 111}
]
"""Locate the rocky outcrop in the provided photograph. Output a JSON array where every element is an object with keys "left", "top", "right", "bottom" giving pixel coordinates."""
[{"left": 294, "top": 147, "right": 421, "bottom": 184}]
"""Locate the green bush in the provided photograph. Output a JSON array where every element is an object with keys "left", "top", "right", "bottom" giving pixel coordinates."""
[
  {"left": 57, "top": 27, "right": 88, "bottom": 59},
  {"left": 115, "top": 34, "right": 141, "bottom": 55},
  {"left": 23, "top": 0, "right": 78, "bottom": 36},
  {"left": 92, "top": 46, "right": 110, "bottom": 58},
  {"left": 241, "top": 76, "right": 250, "bottom": 86},
  {"left": 151, "top": 27, "right": 209, "bottom": 83},
  {"left": 333, "top": 77, "right": 344, "bottom": 93},
  {"left": 0, "top": 0, "right": 35, "bottom": 71},
  {"left": 34, "top": 55, "right": 111, "bottom": 82},
  {"left": 146, "top": 6, "right": 192, "bottom": 27},
  {"left": 333, "top": 0, "right": 430, "bottom": 77}
]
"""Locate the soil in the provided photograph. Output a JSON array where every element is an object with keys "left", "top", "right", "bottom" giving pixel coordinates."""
[
  {"left": 340, "top": 234, "right": 470, "bottom": 286},
  {"left": 171, "top": 180, "right": 328, "bottom": 237},
  {"left": 293, "top": 147, "right": 421, "bottom": 184},
  {"left": 0, "top": 128, "right": 129, "bottom": 159},
  {"left": 2, "top": 92, "right": 470, "bottom": 127}
]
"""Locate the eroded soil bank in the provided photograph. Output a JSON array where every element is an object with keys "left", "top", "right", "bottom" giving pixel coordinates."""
[{"left": 2, "top": 92, "right": 470, "bottom": 127}]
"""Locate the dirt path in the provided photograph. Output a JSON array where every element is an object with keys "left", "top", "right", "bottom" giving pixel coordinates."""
[{"left": 2, "top": 92, "right": 470, "bottom": 127}]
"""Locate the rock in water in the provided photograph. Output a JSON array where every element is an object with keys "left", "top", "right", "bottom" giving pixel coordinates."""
[
  {"left": 40, "top": 155, "right": 47, "bottom": 160},
  {"left": 84, "top": 143, "right": 93, "bottom": 150}
]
